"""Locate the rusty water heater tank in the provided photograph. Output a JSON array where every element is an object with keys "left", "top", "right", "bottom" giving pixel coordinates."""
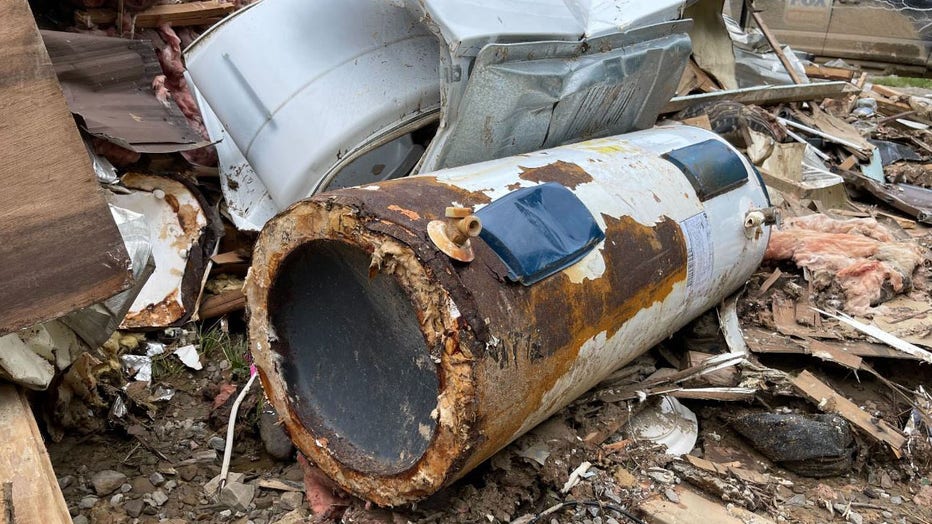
[{"left": 245, "top": 126, "right": 772, "bottom": 505}]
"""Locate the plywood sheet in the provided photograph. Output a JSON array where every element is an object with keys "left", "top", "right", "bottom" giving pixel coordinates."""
[
  {"left": 0, "top": 0, "right": 132, "bottom": 336},
  {"left": 0, "top": 384, "right": 71, "bottom": 524}
]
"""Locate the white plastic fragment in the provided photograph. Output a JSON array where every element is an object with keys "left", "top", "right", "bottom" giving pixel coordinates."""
[
  {"left": 811, "top": 307, "right": 932, "bottom": 364},
  {"left": 627, "top": 396, "right": 698, "bottom": 456},
  {"left": 561, "top": 461, "right": 592, "bottom": 494},
  {"left": 0, "top": 333, "right": 56, "bottom": 390},
  {"left": 717, "top": 293, "right": 749, "bottom": 355},
  {"left": 174, "top": 344, "right": 203, "bottom": 370},
  {"left": 110, "top": 396, "right": 127, "bottom": 418}
]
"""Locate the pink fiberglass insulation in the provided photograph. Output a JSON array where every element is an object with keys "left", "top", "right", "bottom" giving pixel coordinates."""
[
  {"left": 154, "top": 24, "right": 217, "bottom": 167},
  {"left": 765, "top": 215, "right": 927, "bottom": 314}
]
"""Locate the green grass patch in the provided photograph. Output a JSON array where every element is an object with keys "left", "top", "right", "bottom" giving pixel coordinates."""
[
  {"left": 872, "top": 75, "right": 932, "bottom": 90},
  {"left": 151, "top": 352, "right": 185, "bottom": 379},
  {"left": 199, "top": 322, "right": 250, "bottom": 380}
]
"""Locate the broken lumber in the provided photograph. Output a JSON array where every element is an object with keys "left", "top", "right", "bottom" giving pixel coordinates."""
[
  {"left": 812, "top": 308, "right": 932, "bottom": 363},
  {"left": 663, "top": 82, "right": 857, "bottom": 113},
  {"left": 676, "top": 57, "right": 722, "bottom": 96},
  {"left": 790, "top": 370, "right": 906, "bottom": 457},
  {"left": 799, "top": 337, "right": 863, "bottom": 370},
  {"left": 198, "top": 289, "right": 246, "bottom": 320},
  {"left": 75, "top": 1, "right": 233, "bottom": 30},
  {"left": 804, "top": 64, "right": 856, "bottom": 81},
  {"left": 0, "top": 0, "right": 132, "bottom": 336},
  {"left": 871, "top": 84, "right": 906, "bottom": 100},
  {"left": 745, "top": 0, "right": 805, "bottom": 85},
  {"left": 744, "top": 326, "right": 920, "bottom": 360},
  {"left": 73, "top": 8, "right": 115, "bottom": 28},
  {"left": 0, "top": 384, "right": 71, "bottom": 524}
]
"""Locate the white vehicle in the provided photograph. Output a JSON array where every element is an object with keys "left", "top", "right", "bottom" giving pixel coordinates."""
[{"left": 185, "top": 0, "right": 695, "bottom": 230}]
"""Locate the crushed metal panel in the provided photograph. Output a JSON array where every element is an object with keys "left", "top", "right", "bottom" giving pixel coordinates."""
[
  {"left": 423, "top": 22, "right": 691, "bottom": 170},
  {"left": 110, "top": 174, "right": 215, "bottom": 328},
  {"left": 684, "top": 0, "right": 738, "bottom": 90},
  {"left": 407, "top": 0, "right": 688, "bottom": 51},
  {"left": 409, "top": 0, "right": 690, "bottom": 172},
  {"left": 0, "top": 0, "right": 132, "bottom": 336},
  {"left": 184, "top": 0, "right": 441, "bottom": 208},
  {"left": 839, "top": 171, "right": 932, "bottom": 224},
  {"left": 41, "top": 30, "right": 207, "bottom": 154},
  {"left": 192, "top": 85, "right": 277, "bottom": 231}
]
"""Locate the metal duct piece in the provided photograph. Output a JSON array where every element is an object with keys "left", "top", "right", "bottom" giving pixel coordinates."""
[{"left": 246, "top": 126, "right": 772, "bottom": 505}]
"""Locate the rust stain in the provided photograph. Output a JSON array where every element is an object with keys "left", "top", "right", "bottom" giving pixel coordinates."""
[
  {"left": 506, "top": 182, "right": 522, "bottom": 191},
  {"left": 120, "top": 290, "right": 185, "bottom": 328},
  {"left": 465, "top": 215, "right": 688, "bottom": 455},
  {"left": 164, "top": 193, "right": 180, "bottom": 214},
  {"left": 174, "top": 203, "right": 201, "bottom": 235},
  {"left": 518, "top": 161, "right": 593, "bottom": 189},
  {"left": 327, "top": 176, "right": 491, "bottom": 234},
  {"left": 387, "top": 204, "right": 421, "bottom": 221}
]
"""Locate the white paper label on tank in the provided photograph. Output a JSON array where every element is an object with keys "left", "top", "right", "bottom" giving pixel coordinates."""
[{"left": 681, "top": 212, "right": 713, "bottom": 298}]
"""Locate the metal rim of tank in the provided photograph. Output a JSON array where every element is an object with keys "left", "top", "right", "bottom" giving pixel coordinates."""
[{"left": 245, "top": 202, "right": 475, "bottom": 503}]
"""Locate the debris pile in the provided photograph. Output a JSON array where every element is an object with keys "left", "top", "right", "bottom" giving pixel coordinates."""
[{"left": 0, "top": 0, "right": 930, "bottom": 523}]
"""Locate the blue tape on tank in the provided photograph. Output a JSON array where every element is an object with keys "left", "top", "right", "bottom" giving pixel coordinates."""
[
  {"left": 476, "top": 182, "right": 605, "bottom": 286},
  {"left": 662, "top": 139, "right": 748, "bottom": 201}
]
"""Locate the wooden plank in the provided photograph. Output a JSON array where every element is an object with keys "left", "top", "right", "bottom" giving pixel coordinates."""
[
  {"left": 790, "top": 370, "right": 906, "bottom": 456},
  {"left": 690, "top": 60, "right": 722, "bottom": 93},
  {"left": 0, "top": 0, "right": 132, "bottom": 336},
  {"left": 843, "top": 72, "right": 868, "bottom": 114},
  {"left": 872, "top": 84, "right": 906, "bottom": 100},
  {"left": 800, "top": 337, "right": 863, "bottom": 370},
  {"left": 76, "top": 1, "right": 233, "bottom": 30},
  {"left": 754, "top": 268, "right": 782, "bottom": 297},
  {"left": 73, "top": 8, "right": 116, "bottom": 28},
  {"left": 133, "top": 1, "right": 235, "bottom": 28},
  {"left": 686, "top": 351, "right": 738, "bottom": 386},
  {"left": 210, "top": 251, "right": 249, "bottom": 265},
  {"left": 838, "top": 155, "right": 858, "bottom": 171},
  {"left": 804, "top": 64, "right": 855, "bottom": 81},
  {"left": 0, "top": 384, "right": 71, "bottom": 524},
  {"left": 676, "top": 62, "right": 700, "bottom": 96},
  {"left": 745, "top": 0, "right": 806, "bottom": 85},
  {"left": 663, "top": 82, "right": 857, "bottom": 113},
  {"left": 198, "top": 289, "right": 246, "bottom": 320},
  {"left": 865, "top": 91, "right": 913, "bottom": 115},
  {"left": 681, "top": 114, "right": 712, "bottom": 131},
  {"left": 743, "top": 326, "right": 914, "bottom": 360},
  {"left": 669, "top": 388, "right": 757, "bottom": 401}
]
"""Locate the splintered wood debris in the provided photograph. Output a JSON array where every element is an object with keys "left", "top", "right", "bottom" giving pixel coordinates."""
[{"left": 791, "top": 370, "right": 908, "bottom": 457}]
